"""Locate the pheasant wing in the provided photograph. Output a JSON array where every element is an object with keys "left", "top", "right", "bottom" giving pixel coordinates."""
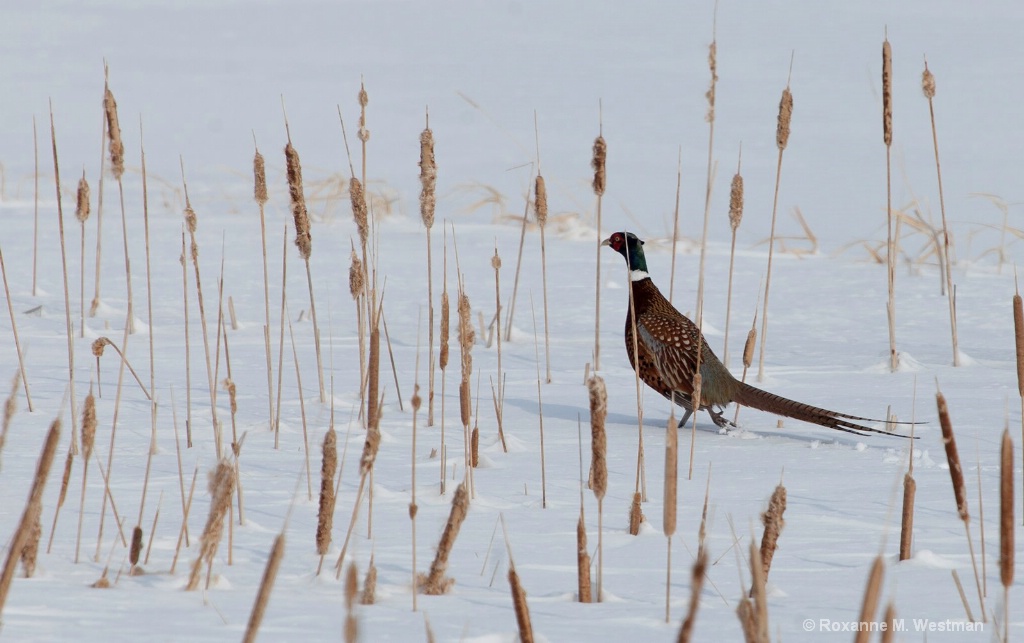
[{"left": 636, "top": 313, "right": 702, "bottom": 392}]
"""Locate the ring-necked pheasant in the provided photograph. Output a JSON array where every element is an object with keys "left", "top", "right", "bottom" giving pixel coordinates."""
[{"left": 602, "top": 231, "right": 904, "bottom": 437}]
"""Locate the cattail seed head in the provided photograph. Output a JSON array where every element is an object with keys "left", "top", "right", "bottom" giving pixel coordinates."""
[
  {"left": 360, "top": 557, "right": 377, "bottom": 605},
  {"left": 130, "top": 526, "right": 144, "bottom": 566},
  {"left": 576, "top": 513, "right": 591, "bottom": 603},
  {"left": 359, "top": 423, "right": 381, "bottom": 477},
  {"left": 184, "top": 202, "right": 198, "bottom": 235},
  {"left": 534, "top": 175, "right": 548, "bottom": 227},
  {"left": 357, "top": 84, "right": 370, "bottom": 143},
  {"left": 921, "top": 64, "right": 936, "bottom": 99},
  {"left": 759, "top": 484, "right": 787, "bottom": 580},
  {"left": 628, "top": 492, "right": 644, "bottom": 535},
  {"left": 317, "top": 429, "right": 337, "bottom": 556},
  {"left": 776, "top": 88, "right": 793, "bottom": 151},
  {"left": 348, "top": 251, "right": 363, "bottom": 300},
  {"left": 82, "top": 392, "right": 97, "bottom": 460},
  {"left": 1013, "top": 293, "right": 1024, "bottom": 397},
  {"left": 883, "top": 40, "right": 893, "bottom": 146},
  {"left": 458, "top": 292, "right": 474, "bottom": 377},
  {"left": 103, "top": 87, "right": 124, "bottom": 180},
  {"left": 1000, "top": 428, "right": 1014, "bottom": 588},
  {"left": 75, "top": 174, "right": 91, "bottom": 224},
  {"left": 508, "top": 566, "right": 535, "bottom": 643},
  {"left": 729, "top": 172, "right": 744, "bottom": 231},
  {"left": 253, "top": 150, "right": 268, "bottom": 206},
  {"left": 419, "top": 128, "right": 436, "bottom": 229},
  {"left": 742, "top": 327, "right": 757, "bottom": 369},
  {"left": 411, "top": 383, "right": 422, "bottom": 413},
  {"left": 91, "top": 338, "right": 108, "bottom": 357},
  {"left": 705, "top": 41, "right": 718, "bottom": 123},
  {"left": 284, "top": 143, "right": 312, "bottom": 260},
  {"left": 350, "top": 177, "right": 369, "bottom": 247},
  {"left": 936, "top": 391, "right": 968, "bottom": 522},
  {"left": 591, "top": 136, "right": 607, "bottom": 196},
  {"left": 690, "top": 372, "right": 703, "bottom": 423},
  {"left": 856, "top": 556, "right": 885, "bottom": 643},
  {"left": 186, "top": 459, "right": 235, "bottom": 591},
  {"left": 470, "top": 427, "right": 479, "bottom": 468},
  {"left": 899, "top": 472, "right": 916, "bottom": 561},
  {"left": 223, "top": 379, "right": 237, "bottom": 416},
  {"left": 421, "top": 482, "right": 470, "bottom": 594},
  {"left": 663, "top": 416, "right": 678, "bottom": 538},
  {"left": 439, "top": 291, "right": 450, "bottom": 371},
  {"left": 586, "top": 375, "right": 608, "bottom": 501},
  {"left": 459, "top": 380, "right": 471, "bottom": 429},
  {"left": 243, "top": 533, "right": 285, "bottom": 643}
]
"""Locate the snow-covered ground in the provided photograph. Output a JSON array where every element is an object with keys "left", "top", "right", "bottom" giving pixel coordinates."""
[{"left": 0, "top": 1, "right": 1021, "bottom": 641}]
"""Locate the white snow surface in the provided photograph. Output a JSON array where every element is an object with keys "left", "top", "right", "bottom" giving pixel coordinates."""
[{"left": 0, "top": 1, "right": 1022, "bottom": 641}]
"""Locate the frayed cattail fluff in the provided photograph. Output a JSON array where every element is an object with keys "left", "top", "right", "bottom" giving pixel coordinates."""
[
  {"left": 348, "top": 251, "right": 363, "bottom": 300},
  {"left": 586, "top": 376, "right": 607, "bottom": 501},
  {"left": 350, "top": 177, "right": 369, "bottom": 247},
  {"left": 223, "top": 379, "right": 237, "bottom": 416},
  {"left": 421, "top": 482, "right": 470, "bottom": 594},
  {"left": 921, "top": 64, "right": 936, "bottom": 99},
  {"left": 357, "top": 84, "right": 370, "bottom": 143},
  {"left": 184, "top": 202, "right": 198, "bottom": 235},
  {"left": 419, "top": 128, "right": 436, "bottom": 229},
  {"left": 253, "top": 150, "right": 268, "bottom": 206},
  {"left": 882, "top": 40, "right": 893, "bottom": 146},
  {"left": 360, "top": 557, "right": 377, "bottom": 605},
  {"left": 729, "top": 172, "right": 744, "bottom": 231},
  {"left": 92, "top": 338, "right": 108, "bottom": 357},
  {"left": 103, "top": 87, "right": 124, "bottom": 179},
  {"left": 359, "top": 423, "right": 381, "bottom": 477},
  {"left": 284, "top": 143, "right": 311, "bottom": 260},
  {"left": 776, "top": 88, "right": 793, "bottom": 151},
  {"left": 534, "top": 175, "right": 548, "bottom": 227},
  {"left": 186, "top": 459, "right": 235, "bottom": 591},
  {"left": 591, "top": 136, "right": 607, "bottom": 196},
  {"left": 75, "top": 174, "right": 91, "bottom": 223},
  {"left": 705, "top": 41, "right": 718, "bottom": 123}
]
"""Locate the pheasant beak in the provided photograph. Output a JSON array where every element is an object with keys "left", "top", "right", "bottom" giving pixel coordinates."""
[{"left": 600, "top": 237, "right": 612, "bottom": 247}]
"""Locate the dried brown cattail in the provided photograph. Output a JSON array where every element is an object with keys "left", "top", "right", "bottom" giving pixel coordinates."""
[
  {"left": 186, "top": 459, "right": 235, "bottom": 591},
  {"left": 242, "top": 533, "right": 284, "bottom": 643},
  {"left": 75, "top": 174, "right": 91, "bottom": 223},
  {"left": 677, "top": 550, "right": 707, "bottom": 643},
  {"left": 458, "top": 292, "right": 474, "bottom": 371},
  {"left": 470, "top": 427, "right": 479, "bottom": 468},
  {"left": 350, "top": 177, "right": 369, "bottom": 247},
  {"left": 922, "top": 64, "right": 936, "bottom": 99},
  {"left": 184, "top": 202, "right": 198, "bottom": 235},
  {"left": 317, "top": 429, "right": 337, "bottom": 556},
  {"left": 1000, "top": 428, "right": 1014, "bottom": 588},
  {"left": 20, "top": 507, "right": 41, "bottom": 578},
  {"left": 759, "top": 484, "right": 786, "bottom": 582},
  {"left": 223, "top": 378, "right": 237, "bottom": 416},
  {"left": 253, "top": 150, "right": 268, "bottom": 206},
  {"left": 576, "top": 513, "right": 591, "bottom": 603},
  {"left": 736, "top": 596, "right": 757, "bottom": 643},
  {"left": 359, "top": 422, "right": 381, "bottom": 478},
  {"left": 742, "top": 327, "right": 757, "bottom": 369},
  {"left": 534, "top": 175, "right": 548, "bottom": 227},
  {"left": 459, "top": 380, "right": 471, "bottom": 430},
  {"left": 882, "top": 40, "right": 893, "bottom": 147},
  {"left": 284, "top": 143, "right": 311, "bottom": 261},
  {"left": 936, "top": 392, "right": 968, "bottom": 521},
  {"left": 439, "top": 291, "right": 450, "bottom": 371},
  {"left": 357, "top": 84, "right": 370, "bottom": 144},
  {"left": 748, "top": 541, "right": 769, "bottom": 641},
  {"left": 899, "top": 472, "right": 916, "bottom": 561},
  {"left": 348, "top": 251, "right": 363, "bottom": 301},
  {"left": 728, "top": 173, "right": 744, "bottom": 231},
  {"left": 92, "top": 337, "right": 108, "bottom": 357},
  {"left": 776, "top": 88, "right": 793, "bottom": 151},
  {"left": 628, "top": 492, "right": 644, "bottom": 535},
  {"left": 586, "top": 376, "right": 608, "bottom": 501},
  {"left": 1013, "top": 293, "right": 1024, "bottom": 397},
  {"left": 103, "top": 87, "right": 124, "bottom": 180},
  {"left": 54, "top": 449, "right": 73, "bottom": 513},
  {"left": 854, "top": 556, "right": 885, "bottom": 643},
  {"left": 360, "top": 556, "right": 377, "bottom": 605},
  {"left": 344, "top": 562, "right": 359, "bottom": 643},
  {"left": 663, "top": 416, "right": 678, "bottom": 538},
  {"left": 508, "top": 565, "right": 535, "bottom": 643},
  {"left": 591, "top": 136, "right": 607, "bottom": 196},
  {"left": 130, "top": 526, "right": 143, "bottom": 566},
  {"left": 419, "top": 128, "right": 436, "bottom": 229},
  {"left": 705, "top": 41, "right": 718, "bottom": 123},
  {"left": 0, "top": 419, "right": 59, "bottom": 612},
  {"left": 82, "top": 392, "right": 97, "bottom": 460},
  {"left": 421, "top": 482, "right": 469, "bottom": 594}
]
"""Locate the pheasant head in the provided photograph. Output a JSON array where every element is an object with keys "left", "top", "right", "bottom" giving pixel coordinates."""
[{"left": 601, "top": 231, "right": 649, "bottom": 280}]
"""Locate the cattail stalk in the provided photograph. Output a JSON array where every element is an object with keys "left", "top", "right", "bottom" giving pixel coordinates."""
[
  {"left": 284, "top": 138, "right": 325, "bottom": 403},
  {"left": 758, "top": 81, "right": 793, "bottom": 382},
  {"left": 410, "top": 365, "right": 423, "bottom": 610},
  {"left": 170, "top": 464, "right": 199, "bottom": 574},
  {"left": 439, "top": 285, "right": 450, "bottom": 491},
  {"left": 181, "top": 168, "right": 220, "bottom": 458},
  {"left": 74, "top": 391, "right": 97, "bottom": 562},
  {"left": 0, "top": 419, "right": 59, "bottom": 612},
  {"left": 186, "top": 459, "right": 235, "bottom": 591},
  {"left": 723, "top": 151, "right": 744, "bottom": 367},
  {"left": 664, "top": 415, "right": 678, "bottom": 622},
  {"left": 694, "top": 32, "right": 719, "bottom": 345},
  {"left": 937, "top": 390, "right": 985, "bottom": 621},
  {"left": 535, "top": 171, "right": 552, "bottom": 384},
  {"left": 921, "top": 61, "right": 959, "bottom": 365},
  {"left": 139, "top": 122, "right": 157, "bottom": 465},
  {"left": 592, "top": 131, "right": 606, "bottom": 371},
  {"left": 253, "top": 145, "right": 275, "bottom": 434},
  {"left": 76, "top": 172, "right": 91, "bottom": 338},
  {"left": 854, "top": 555, "right": 884, "bottom": 643},
  {"left": 530, "top": 295, "right": 547, "bottom": 507},
  {"left": 104, "top": 72, "right": 135, "bottom": 337},
  {"left": 421, "top": 482, "right": 470, "bottom": 594},
  {"left": 242, "top": 533, "right": 285, "bottom": 643},
  {"left": 882, "top": 38, "right": 899, "bottom": 372},
  {"left": 32, "top": 116, "right": 39, "bottom": 296},
  {"left": 1000, "top": 428, "right": 1014, "bottom": 642},
  {"left": 88, "top": 95, "right": 105, "bottom": 316},
  {"left": 420, "top": 120, "right": 437, "bottom": 427},
  {"left": 316, "top": 429, "right": 337, "bottom": 574},
  {"left": 587, "top": 375, "right": 607, "bottom": 601},
  {"left": 286, "top": 317, "right": 313, "bottom": 501},
  {"left": 458, "top": 289, "right": 475, "bottom": 497},
  {"left": 0, "top": 251, "right": 31, "bottom": 411},
  {"left": 492, "top": 248, "right": 506, "bottom": 448},
  {"left": 332, "top": 397, "right": 382, "bottom": 577},
  {"left": 143, "top": 491, "right": 162, "bottom": 564},
  {"left": 49, "top": 104, "right": 80, "bottom": 456}
]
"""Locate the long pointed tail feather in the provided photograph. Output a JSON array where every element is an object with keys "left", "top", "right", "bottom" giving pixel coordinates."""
[{"left": 732, "top": 382, "right": 912, "bottom": 437}]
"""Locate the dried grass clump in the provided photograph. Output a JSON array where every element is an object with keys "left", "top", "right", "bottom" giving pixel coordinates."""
[
  {"left": 186, "top": 459, "right": 235, "bottom": 591},
  {"left": 420, "top": 482, "right": 469, "bottom": 594},
  {"left": 722, "top": 156, "right": 745, "bottom": 367}
]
